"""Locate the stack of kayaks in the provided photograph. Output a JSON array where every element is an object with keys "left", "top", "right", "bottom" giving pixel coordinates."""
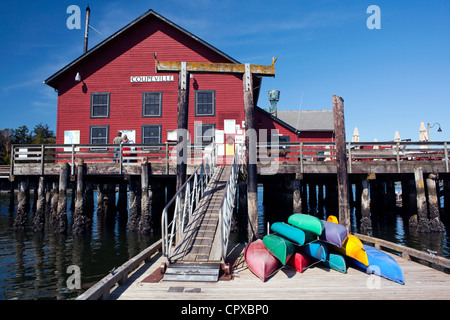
[{"left": 244, "top": 213, "right": 404, "bottom": 284}]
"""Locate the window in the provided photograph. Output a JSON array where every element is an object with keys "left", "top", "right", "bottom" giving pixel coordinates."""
[
  {"left": 91, "top": 93, "right": 110, "bottom": 118},
  {"left": 142, "top": 125, "right": 162, "bottom": 147},
  {"left": 142, "top": 92, "right": 162, "bottom": 117},
  {"left": 90, "top": 125, "right": 109, "bottom": 149},
  {"left": 195, "top": 90, "right": 215, "bottom": 116},
  {"left": 195, "top": 123, "right": 215, "bottom": 144}
]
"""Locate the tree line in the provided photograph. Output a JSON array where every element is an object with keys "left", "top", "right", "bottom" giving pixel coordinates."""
[{"left": 0, "top": 123, "right": 55, "bottom": 165}]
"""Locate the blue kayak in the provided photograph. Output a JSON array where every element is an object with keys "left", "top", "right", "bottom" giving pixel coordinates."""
[
  {"left": 350, "top": 245, "right": 404, "bottom": 285},
  {"left": 319, "top": 220, "right": 348, "bottom": 248},
  {"left": 302, "top": 241, "right": 328, "bottom": 262},
  {"left": 271, "top": 222, "right": 316, "bottom": 245}
]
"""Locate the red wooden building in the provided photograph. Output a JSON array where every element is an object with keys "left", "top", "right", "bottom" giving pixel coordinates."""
[{"left": 44, "top": 10, "right": 333, "bottom": 156}]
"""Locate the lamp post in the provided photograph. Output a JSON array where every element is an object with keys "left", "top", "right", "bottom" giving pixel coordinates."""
[{"left": 427, "top": 123, "right": 442, "bottom": 140}]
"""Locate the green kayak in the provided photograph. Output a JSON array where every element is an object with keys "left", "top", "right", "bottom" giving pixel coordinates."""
[
  {"left": 288, "top": 213, "right": 324, "bottom": 236},
  {"left": 263, "top": 234, "right": 295, "bottom": 265}
]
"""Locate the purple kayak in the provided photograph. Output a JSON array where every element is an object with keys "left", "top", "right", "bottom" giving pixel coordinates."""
[{"left": 319, "top": 220, "right": 348, "bottom": 248}]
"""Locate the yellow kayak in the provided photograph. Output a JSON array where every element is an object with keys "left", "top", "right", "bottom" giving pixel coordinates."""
[{"left": 326, "top": 215, "right": 369, "bottom": 266}]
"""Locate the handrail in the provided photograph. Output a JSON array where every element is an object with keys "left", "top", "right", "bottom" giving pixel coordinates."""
[
  {"left": 218, "top": 145, "right": 241, "bottom": 262},
  {"left": 161, "top": 143, "right": 217, "bottom": 260}
]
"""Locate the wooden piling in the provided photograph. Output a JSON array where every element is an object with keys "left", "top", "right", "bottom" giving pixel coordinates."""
[
  {"left": 426, "top": 173, "right": 445, "bottom": 232},
  {"left": 332, "top": 95, "right": 351, "bottom": 232},
  {"left": 360, "top": 179, "right": 372, "bottom": 233},
  {"left": 244, "top": 64, "right": 258, "bottom": 242},
  {"left": 413, "top": 167, "right": 430, "bottom": 232},
  {"left": 139, "top": 159, "right": 153, "bottom": 234},
  {"left": 72, "top": 159, "right": 91, "bottom": 234},
  {"left": 14, "top": 177, "right": 29, "bottom": 230},
  {"left": 32, "top": 176, "right": 46, "bottom": 232},
  {"left": 128, "top": 176, "right": 141, "bottom": 232},
  {"left": 176, "top": 61, "right": 189, "bottom": 192},
  {"left": 293, "top": 173, "right": 302, "bottom": 213},
  {"left": 54, "top": 162, "right": 69, "bottom": 233}
]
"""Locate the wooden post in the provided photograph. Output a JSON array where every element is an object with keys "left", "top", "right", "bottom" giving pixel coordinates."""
[
  {"left": 139, "top": 158, "right": 153, "bottom": 234},
  {"left": 426, "top": 173, "right": 445, "bottom": 232},
  {"left": 50, "top": 181, "right": 59, "bottom": 219},
  {"left": 128, "top": 176, "right": 140, "bottom": 232},
  {"left": 54, "top": 162, "right": 69, "bottom": 233},
  {"left": 32, "top": 176, "right": 46, "bottom": 232},
  {"left": 14, "top": 177, "right": 29, "bottom": 230},
  {"left": 332, "top": 95, "right": 351, "bottom": 232},
  {"left": 360, "top": 179, "right": 372, "bottom": 233},
  {"left": 413, "top": 167, "right": 430, "bottom": 232},
  {"left": 244, "top": 63, "right": 258, "bottom": 242},
  {"left": 176, "top": 61, "right": 189, "bottom": 192},
  {"left": 85, "top": 180, "right": 94, "bottom": 219},
  {"left": 73, "top": 159, "right": 91, "bottom": 234},
  {"left": 293, "top": 173, "right": 303, "bottom": 213}
]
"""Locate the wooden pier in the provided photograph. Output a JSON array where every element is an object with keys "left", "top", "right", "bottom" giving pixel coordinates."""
[{"left": 76, "top": 237, "right": 450, "bottom": 300}]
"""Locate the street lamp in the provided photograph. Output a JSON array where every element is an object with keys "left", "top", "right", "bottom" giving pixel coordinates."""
[{"left": 427, "top": 122, "right": 442, "bottom": 140}]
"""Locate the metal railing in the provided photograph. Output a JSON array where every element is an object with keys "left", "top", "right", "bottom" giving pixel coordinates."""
[
  {"left": 218, "top": 145, "right": 242, "bottom": 263},
  {"left": 161, "top": 143, "right": 217, "bottom": 259}
]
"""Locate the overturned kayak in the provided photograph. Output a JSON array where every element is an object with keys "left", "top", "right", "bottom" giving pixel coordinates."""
[
  {"left": 320, "top": 220, "right": 348, "bottom": 248},
  {"left": 244, "top": 239, "right": 280, "bottom": 282},
  {"left": 350, "top": 245, "right": 404, "bottom": 285},
  {"left": 271, "top": 222, "right": 316, "bottom": 245},
  {"left": 302, "top": 240, "right": 328, "bottom": 262},
  {"left": 334, "top": 234, "right": 369, "bottom": 266},
  {"left": 288, "top": 214, "right": 324, "bottom": 236},
  {"left": 287, "top": 251, "right": 312, "bottom": 273},
  {"left": 263, "top": 234, "right": 295, "bottom": 265},
  {"left": 322, "top": 252, "right": 347, "bottom": 274}
]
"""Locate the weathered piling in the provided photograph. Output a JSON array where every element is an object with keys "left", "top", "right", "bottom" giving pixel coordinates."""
[
  {"left": 72, "top": 159, "right": 91, "bottom": 234},
  {"left": 426, "top": 173, "right": 445, "bottom": 232},
  {"left": 244, "top": 64, "right": 258, "bottom": 242},
  {"left": 293, "top": 173, "right": 302, "bottom": 213},
  {"left": 413, "top": 167, "right": 430, "bottom": 232},
  {"left": 128, "top": 176, "right": 141, "bottom": 232},
  {"left": 176, "top": 61, "right": 189, "bottom": 192},
  {"left": 139, "top": 159, "right": 153, "bottom": 234},
  {"left": 32, "top": 176, "right": 46, "bottom": 232},
  {"left": 14, "top": 177, "right": 29, "bottom": 230},
  {"left": 360, "top": 179, "right": 372, "bottom": 233},
  {"left": 332, "top": 95, "right": 351, "bottom": 232},
  {"left": 53, "top": 162, "right": 69, "bottom": 233}
]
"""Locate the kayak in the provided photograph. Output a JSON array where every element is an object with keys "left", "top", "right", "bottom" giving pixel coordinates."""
[
  {"left": 271, "top": 222, "right": 316, "bottom": 245},
  {"left": 334, "top": 234, "right": 369, "bottom": 266},
  {"left": 302, "top": 240, "right": 328, "bottom": 262},
  {"left": 287, "top": 252, "right": 312, "bottom": 273},
  {"left": 327, "top": 215, "right": 339, "bottom": 223},
  {"left": 288, "top": 214, "right": 324, "bottom": 236},
  {"left": 319, "top": 220, "right": 348, "bottom": 248},
  {"left": 244, "top": 239, "right": 280, "bottom": 282},
  {"left": 322, "top": 252, "right": 347, "bottom": 274},
  {"left": 263, "top": 234, "right": 295, "bottom": 265},
  {"left": 350, "top": 245, "right": 404, "bottom": 285}
]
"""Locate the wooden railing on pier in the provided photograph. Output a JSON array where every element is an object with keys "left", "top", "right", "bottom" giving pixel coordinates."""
[{"left": 9, "top": 140, "right": 450, "bottom": 177}]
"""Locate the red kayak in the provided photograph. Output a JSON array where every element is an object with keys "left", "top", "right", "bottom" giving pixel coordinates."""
[
  {"left": 244, "top": 239, "right": 280, "bottom": 282},
  {"left": 287, "top": 252, "right": 312, "bottom": 273}
]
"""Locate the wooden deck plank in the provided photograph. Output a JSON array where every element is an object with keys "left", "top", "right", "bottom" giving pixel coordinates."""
[{"left": 109, "top": 243, "right": 450, "bottom": 300}]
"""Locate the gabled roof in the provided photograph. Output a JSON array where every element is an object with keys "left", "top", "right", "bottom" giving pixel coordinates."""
[
  {"left": 44, "top": 9, "right": 240, "bottom": 88},
  {"left": 276, "top": 110, "right": 334, "bottom": 131}
]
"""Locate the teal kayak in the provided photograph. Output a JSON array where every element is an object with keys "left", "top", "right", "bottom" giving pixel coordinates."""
[
  {"left": 271, "top": 222, "right": 316, "bottom": 245},
  {"left": 288, "top": 214, "right": 324, "bottom": 236},
  {"left": 322, "top": 252, "right": 347, "bottom": 273},
  {"left": 263, "top": 234, "right": 295, "bottom": 265}
]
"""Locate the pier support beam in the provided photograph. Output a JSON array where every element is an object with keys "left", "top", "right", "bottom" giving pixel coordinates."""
[
  {"left": 244, "top": 64, "right": 258, "bottom": 242},
  {"left": 73, "top": 159, "right": 91, "bottom": 234},
  {"left": 293, "top": 173, "right": 303, "bottom": 213},
  {"left": 176, "top": 61, "right": 189, "bottom": 192},
  {"left": 128, "top": 176, "right": 141, "bottom": 232},
  {"left": 139, "top": 159, "right": 153, "bottom": 234},
  {"left": 54, "top": 162, "right": 69, "bottom": 233},
  {"left": 360, "top": 179, "right": 372, "bottom": 233},
  {"left": 413, "top": 167, "right": 430, "bottom": 232},
  {"left": 32, "top": 176, "right": 46, "bottom": 232},
  {"left": 14, "top": 177, "right": 29, "bottom": 230},
  {"left": 426, "top": 173, "right": 445, "bottom": 232},
  {"left": 333, "top": 95, "right": 351, "bottom": 232}
]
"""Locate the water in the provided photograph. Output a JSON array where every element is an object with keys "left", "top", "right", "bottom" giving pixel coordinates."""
[
  {"left": 1, "top": 184, "right": 449, "bottom": 300},
  {"left": 0, "top": 191, "right": 158, "bottom": 300}
]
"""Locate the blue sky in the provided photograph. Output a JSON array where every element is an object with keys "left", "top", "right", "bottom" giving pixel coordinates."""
[{"left": 1, "top": 0, "right": 449, "bottom": 142}]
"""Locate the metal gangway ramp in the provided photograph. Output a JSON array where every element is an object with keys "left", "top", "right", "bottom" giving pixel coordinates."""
[{"left": 161, "top": 145, "right": 241, "bottom": 282}]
